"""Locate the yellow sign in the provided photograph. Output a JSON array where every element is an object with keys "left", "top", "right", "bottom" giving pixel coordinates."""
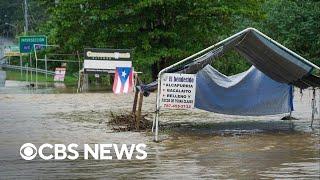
[
  {"left": 4, "top": 45, "right": 21, "bottom": 57},
  {"left": 4, "top": 52, "right": 21, "bottom": 57}
]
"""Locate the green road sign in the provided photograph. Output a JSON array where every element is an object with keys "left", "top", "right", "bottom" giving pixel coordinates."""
[{"left": 19, "top": 35, "right": 47, "bottom": 53}]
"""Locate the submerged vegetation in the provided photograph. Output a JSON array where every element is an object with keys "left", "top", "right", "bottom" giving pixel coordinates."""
[{"left": 1, "top": 0, "right": 319, "bottom": 82}]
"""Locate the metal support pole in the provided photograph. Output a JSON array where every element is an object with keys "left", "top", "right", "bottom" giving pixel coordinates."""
[
  {"left": 152, "top": 114, "right": 156, "bottom": 133},
  {"left": 154, "top": 110, "right": 159, "bottom": 142},
  {"left": 20, "top": 55, "right": 22, "bottom": 79},
  {"left": 45, "top": 54, "right": 48, "bottom": 87},
  {"left": 289, "top": 86, "right": 293, "bottom": 119},
  {"left": 25, "top": 63, "right": 28, "bottom": 83},
  {"left": 35, "top": 57, "right": 37, "bottom": 88},
  {"left": 153, "top": 74, "right": 161, "bottom": 142},
  {"left": 45, "top": 54, "right": 48, "bottom": 81},
  {"left": 310, "top": 88, "right": 316, "bottom": 127},
  {"left": 77, "top": 51, "right": 81, "bottom": 93},
  {"left": 34, "top": 44, "right": 38, "bottom": 88},
  {"left": 29, "top": 53, "right": 32, "bottom": 83},
  {"left": 318, "top": 89, "right": 320, "bottom": 119}
]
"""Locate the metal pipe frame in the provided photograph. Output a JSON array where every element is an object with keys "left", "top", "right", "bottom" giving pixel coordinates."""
[
  {"left": 34, "top": 44, "right": 59, "bottom": 88},
  {"left": 153, "top": 27, "right": 320, "bottom": 142}
]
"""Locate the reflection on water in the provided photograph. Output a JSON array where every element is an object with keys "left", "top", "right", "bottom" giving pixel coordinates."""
[{"left": 0, "top": 81, "right": 319, "bottom": 179}]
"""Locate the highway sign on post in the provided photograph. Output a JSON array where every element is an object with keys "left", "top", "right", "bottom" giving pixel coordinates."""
[{"left": 19, "top": 36, "right": 47, "bottom": 53}]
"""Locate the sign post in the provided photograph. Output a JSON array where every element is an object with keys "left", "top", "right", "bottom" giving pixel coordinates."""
[
  {"left": 19, "top": 35, "right": 47, "bottom": 86},
  {"left": 152, "top": 73, "right": 197, "bottom": 142},
  {"left": 20, "top": 55, "right": 22, "bottom": 79}
]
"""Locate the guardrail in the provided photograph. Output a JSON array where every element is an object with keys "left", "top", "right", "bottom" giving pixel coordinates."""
[{"left": 0, "top": 64, "right": 55, "bottom": 75}]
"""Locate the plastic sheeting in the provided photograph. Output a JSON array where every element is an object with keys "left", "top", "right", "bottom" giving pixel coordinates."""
[{"left": 195, "top": 65, "right": 293, "bottom": 116}]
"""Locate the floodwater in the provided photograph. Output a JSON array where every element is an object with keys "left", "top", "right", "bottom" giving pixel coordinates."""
[{"left": 0, "top": 81, "right": 319, "bottom": 179}]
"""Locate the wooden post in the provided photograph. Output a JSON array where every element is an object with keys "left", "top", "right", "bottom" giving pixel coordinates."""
[
  {"left": 135, "top": 92, "right": 144, "bottom": 130},
  {"left": 132, "top": 72, "right": 139, "bottom": 114},
  {"left": 132, "top": 90, "right": 139, "bottom": 114},
  {"left": 77, "top": 71, "right": 82, "bottom": 93},
  {"left": 83, "top": 73, "right": 89, "bottom": 92},
  {"left": 77, "top": 51, "right": 81, "bottom": 92}
]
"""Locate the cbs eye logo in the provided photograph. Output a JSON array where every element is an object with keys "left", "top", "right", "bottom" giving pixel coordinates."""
[{"left": 20, "top": 143, "right": 37, "bottom": 160}]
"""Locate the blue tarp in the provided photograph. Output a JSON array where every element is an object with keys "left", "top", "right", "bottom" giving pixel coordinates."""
[{"left": 195, "top": 65, "right": 293, "bottom": 116}]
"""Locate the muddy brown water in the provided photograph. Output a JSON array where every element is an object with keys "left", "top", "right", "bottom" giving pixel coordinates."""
[{"left": 0, "top": 81, "right": 319, "bottom": 179}]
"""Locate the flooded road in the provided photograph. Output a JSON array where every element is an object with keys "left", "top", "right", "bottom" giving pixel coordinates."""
[{"left": 0, "top": 81, "right": 319, "bottom": 179}]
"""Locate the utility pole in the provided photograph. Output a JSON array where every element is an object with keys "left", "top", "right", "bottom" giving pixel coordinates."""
[{"left": 24, "top": 0, "right": 28, "bottom": 35}]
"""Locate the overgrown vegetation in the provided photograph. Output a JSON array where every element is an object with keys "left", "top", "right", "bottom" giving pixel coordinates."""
[{"left": 1, "top": 0, "right": 319, "bottom": 82}]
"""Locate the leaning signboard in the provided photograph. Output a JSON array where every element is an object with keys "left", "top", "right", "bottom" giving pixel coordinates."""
[
  {"left": 54, "top": 67, "right": 66, "bottom": 82},
  {"left": 83, "top": 48, "right": 132, "bottom": 73},
  {"left": 160, "top": 73, "right": 196, "bottom": 109},
  {"left": 19, "top": 35, "right": 47, "bottom": 53}
]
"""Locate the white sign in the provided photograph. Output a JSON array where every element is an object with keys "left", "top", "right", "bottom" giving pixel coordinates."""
[
  {"left": 83, "top": 60, "right": 132, "bottom": 72},
  {"left": 83, "top": 48, "right": 132, "bottom": 73},
  {"left": 160, "top": 73, "right": 196, "bottom": 109},
  {"left": 86, "top": 51, "right": 130, "bottom": 59},
  {"left": 54, "top": 67, "right": 66, "bottom": 82}
]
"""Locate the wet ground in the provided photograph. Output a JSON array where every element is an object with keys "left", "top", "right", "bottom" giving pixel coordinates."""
[{"left": 0, "top": 81, "right": 319, "bottom": 179}]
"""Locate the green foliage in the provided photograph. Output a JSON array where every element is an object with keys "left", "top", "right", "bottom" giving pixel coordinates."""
[
  {"left": 0, "top": 0, "right": 51, "bottom": 37},
  {"left": 261, "top": 0, "right": 320, "bottom": 66},
  {"left": 3, "top": 0, "right": 319, "bottom": 82},
  {"left": 0, "top": 0, "right": 23, "bottom": 37},
  {"left": 40, "top": 0, "right": 264, "bottom": 81}
]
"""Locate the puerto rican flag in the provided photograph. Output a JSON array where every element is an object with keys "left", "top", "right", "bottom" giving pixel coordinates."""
[{"left": 113, "top": 67, "right": 133, "bottom": 94}]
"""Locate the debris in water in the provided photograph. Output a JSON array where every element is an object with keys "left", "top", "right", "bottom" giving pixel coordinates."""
[
  {"left": 281, "top": 115, "right": 298, "bottom": 120},
  {"left": 108, "top": 112, "right": 152, "bottom": 131}
]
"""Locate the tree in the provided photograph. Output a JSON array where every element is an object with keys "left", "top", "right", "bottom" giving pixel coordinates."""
[
  {"left": 41, "top": 0, "right": 264, "bottom": 81},
  {"left": 262, "top": 0, "right": 320, "bottom": 67}
]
